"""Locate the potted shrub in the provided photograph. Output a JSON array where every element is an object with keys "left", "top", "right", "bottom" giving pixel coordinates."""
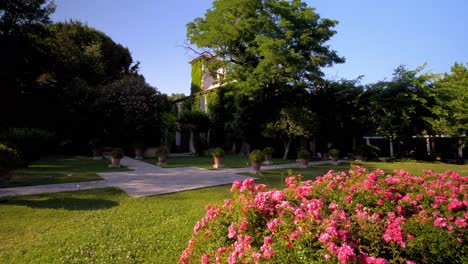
[
  {"left": 328, "top": 148, "right": 340, "bottom": 162},
  {"left": 249, "top": 149, "right": 265, "bottom": 173},
  {"left": 89, "top": 137, "right": 103, "bottom": 160},
  {"left": 110, "top": 148, "right": 124, "bottom": 167},
  {"left": 211, "top": 147, "right": 225, "bottom": 169},
  {"left": 262, "top": 147, "right": 274, "bottom": 165},
  {"left": 133, "top": 139, "right": 145, "bottom": 160},
  {"left": 355, "top": 144, "right": 380, "bottom": 161},
  {"left": 297, "top": 148, "right": 311, "bottom": 168},
  {"left": 157, "top": 146, "right": 169, "bottom": 165}
]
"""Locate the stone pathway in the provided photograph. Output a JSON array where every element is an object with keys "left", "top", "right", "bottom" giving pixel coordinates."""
[{"left": 0, "top": 157, "right": 335, "bottom": 198}]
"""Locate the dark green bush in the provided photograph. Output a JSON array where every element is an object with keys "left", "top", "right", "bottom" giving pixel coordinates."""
[
  {"left": 355, "top": 144, "right": 380, "bottom": 160},
  {"left": 297, "top": 148, "right": 311, "bottom": 159},
  {"left": 211, "top": 147, "right": 225, "bottom": 158},
  {"left": 0, "top": 144, "right": 19, "bottom": 177},
  {"left": 263, "top": 147, "right": 274, "bottom": 155},
  {"left": 249, "top": 149, "right": 265, "bottom": 162},
  {"left": 0, "top": 128, "right": 54, "bottom": 166},
  {"left": 328, "top": 148, "right": 340, "bottom": 157},
  {"left": 111, "top": 148, "right": 124, "bottom": 159}
]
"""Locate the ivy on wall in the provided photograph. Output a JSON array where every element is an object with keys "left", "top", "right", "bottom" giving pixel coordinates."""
[
  {"left": 190, "top": 59, "right": 204, "bottom": 111},
  {"left": 190, "top": 59, "right": 203, "bottom": 94}
]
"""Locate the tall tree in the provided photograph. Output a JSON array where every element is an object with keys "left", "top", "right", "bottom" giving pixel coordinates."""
[
  {"left": 187, "top": 0, "right": 344, "bottom": 95},
  {"left": 430, "top": 62, "right": 468, "bottom": 161},
  {"left": 0, "top": 0, "right": 55, "bottom": 36},
  {"left": 367, "top": 65, "right": 437, "bottom": 157},
  {"left": 263, "top": 107, "right": 319, "bottom": 159}
]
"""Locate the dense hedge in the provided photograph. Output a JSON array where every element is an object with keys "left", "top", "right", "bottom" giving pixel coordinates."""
[
  {"left": 0, "top": 144, "right": 19, "bottom": 177},
  {"left": 0, "top": 128, "right": 54, "bottom": 166}
]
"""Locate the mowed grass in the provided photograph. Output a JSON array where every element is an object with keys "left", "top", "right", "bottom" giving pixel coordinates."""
[
  {"left": 0, "top": 158, "right": 466, "bottom": 263},
  {"left": 1, "top": 156, "right": 130, "bottom": 188},
  {"left": 0, "top": 187, "right": 231, "bottom": 263},
  {"left": 144, "top": 154, "right": 296, "bottom": 169}
]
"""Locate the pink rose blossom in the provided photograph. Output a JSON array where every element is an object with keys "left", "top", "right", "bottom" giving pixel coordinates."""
[{"left": 201, "top": 253, "right": 210, "bottom": 264}]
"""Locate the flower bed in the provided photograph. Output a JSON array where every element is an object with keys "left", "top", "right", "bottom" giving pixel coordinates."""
[{"left": 180, "top": 166, "right": 467, "bottom": 264}]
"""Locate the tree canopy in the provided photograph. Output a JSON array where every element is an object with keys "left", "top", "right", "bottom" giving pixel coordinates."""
[{"left": 187, "top": 0, "right": 344, "bottom": 95}]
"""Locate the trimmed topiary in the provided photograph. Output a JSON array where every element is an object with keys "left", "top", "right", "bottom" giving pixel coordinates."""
[
  {"left": 211, "top": 147, "right": 225, "bottom": 158},
  {"left": 111, "top": 148, "right": 124, "bottom": 159},
  {"left": 297, "top": 148, "right": 311, "bottom": 160},
  {"left": 328, "top": 148, "right": 340, "bottom": 157},
  {"left": 249, "top": 149, "right": 265, "bottom": 162},
  {"left": 262, "top": 147, "right": 274, "bottom": 156}
]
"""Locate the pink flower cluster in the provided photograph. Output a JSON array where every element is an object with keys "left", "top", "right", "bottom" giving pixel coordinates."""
[{"left": 180, "top": 166, "right": 467, "bottom": 263}]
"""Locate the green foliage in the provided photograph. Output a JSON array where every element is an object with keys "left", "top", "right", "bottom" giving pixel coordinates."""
[
  {"left": 367, "top": 65, "right": 437, "bottom": 146},
  {"left": 355, "top": 144, "right": 381, "bottom": 160},
  {"left": 178, "top": 111, "right": 211, "bottom": 133},
  {"left": 0, "top": 128, "right": 54, "bottom": 166},
  {"left": 111, "top": 148, "right": 124, "bottom": 159},
  {"left": 297, "top": 148, "right": 311, "bottom": 159},
  {"left": 0, "top": 143, "right": 19, "bottom": 177},
  {"left": 187, "top": 0, "right": 344, "bottom": 96},
  {"left": 328, "top": 148, "right": 340, "bottom": 157},
  {"left": 211, "top": 147, "right": 225, "bottom": 158},
  {"left": 263, "top": 147, "right": 274, "bottom": 155},
  {"left": 97, "top": 75, "right": 169, "bottom": 145},
  {"left": 190, "top": 59, "right": 204, "bottom": 95},
  {"left": 429, "top": 62, "right": 468, "bottom": 137},
  {"left": 249, "top": 149, "right": 265, "bottom": 162},
  {"left": 0, "top": 0, "right": 56, "bottom": 35}
]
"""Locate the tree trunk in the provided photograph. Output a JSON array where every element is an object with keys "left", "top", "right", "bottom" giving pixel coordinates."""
[
  {"left": 189, "top": 131, "right": 196, "bottom": 154},
  {"left": 282, "top": 138, "right": 292, "bottom": 160}
]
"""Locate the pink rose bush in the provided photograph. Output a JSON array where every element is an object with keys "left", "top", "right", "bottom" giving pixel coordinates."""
[{"left": 180, "top": 166, "right": 467, "bottom": 263}]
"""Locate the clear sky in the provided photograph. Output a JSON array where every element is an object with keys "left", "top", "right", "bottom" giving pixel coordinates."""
[{"left": 51, "top": 0, "right": 468, "bottom": 95}]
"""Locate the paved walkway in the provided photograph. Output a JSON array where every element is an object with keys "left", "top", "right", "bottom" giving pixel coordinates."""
[{"left": 0, "top": 157, "right": 334, "bottom": 198}]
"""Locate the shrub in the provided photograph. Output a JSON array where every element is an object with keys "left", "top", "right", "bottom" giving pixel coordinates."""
[
  {"left": 211, "top": 148, "right": 225, "bottom": 158},
  {"left": 297, "top": 148, "right": 311, "bottom": 160},
  {"left": 249, "top": 149, "right": 265, "bottom": 162},
  {"left": 0, "top": 144, "right": 19, "bottom": 177},
  {"left": 0, "top": 128, "right": 54, "bottom": 166},
  {"left": 111, "top": 148, "right": 124, "bottom": 159},
  {"left": 356, "top": 144, "right": 380, "bottom": 160},
  {"left": 328, "top": 148, "right": 340, "bottom": 157},
  {"left": 180, "top": 167, "right": 467, "bottom": 264},
  {"left": 263, "top": 147, "right": 274, "bottom": 156}
]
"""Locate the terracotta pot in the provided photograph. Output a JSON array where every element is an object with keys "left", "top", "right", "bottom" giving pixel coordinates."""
[
  {"left": 135, "top": 148, "right": 144, "bottom": 160},
  {"left": 263, "top": 154, "right": 273, "bottom": 165},
  {"left": 111, "top": 157, "right": 121, "bottom": 166},
  {"left": 92, "top": 148, "right": 103, "bottom": 159},
  {"left": 213, "top": 156, "right": 223, "bottom": 168},
  {"left": 300, "top": 159, "right": 309, "bottom": 168},
  {"left": 251, "top": 161, "right": 261, "bottom": 172},
  {"left": 158, "top": 155, "right": 167, "bottom": 165}
]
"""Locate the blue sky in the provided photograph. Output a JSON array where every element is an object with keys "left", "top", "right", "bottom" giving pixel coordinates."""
[{"left": 51, "top": 0, "right": 467, "bottom": 95}]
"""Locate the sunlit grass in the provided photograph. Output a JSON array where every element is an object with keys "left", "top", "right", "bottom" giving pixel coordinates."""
[{"left": 2, "top": 156, "right": 130, "bottom": 188}]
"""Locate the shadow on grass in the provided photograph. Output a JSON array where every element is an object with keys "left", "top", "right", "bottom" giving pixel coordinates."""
[{"left": 3, "top": 197, "right": 119, "bottom": 211}]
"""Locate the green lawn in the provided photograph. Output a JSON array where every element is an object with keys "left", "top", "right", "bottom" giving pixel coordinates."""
[
  {"left": 0, "top": 158, "right": 466, "bottom": 263},
  {"left": 143, "top": 154, "right": 296, "bottom": 169},
  {"left": 1, "top": 156, "right": 130, "bottom": 188}
]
